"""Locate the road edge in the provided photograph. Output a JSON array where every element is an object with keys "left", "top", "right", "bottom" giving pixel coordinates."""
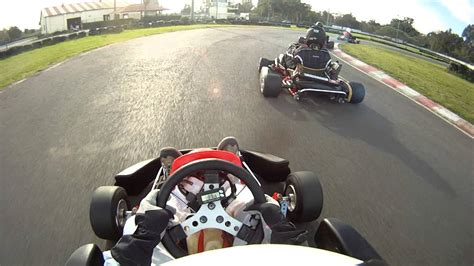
[{"left": 332, "top": 43, "right": 473, "bottom": 138}]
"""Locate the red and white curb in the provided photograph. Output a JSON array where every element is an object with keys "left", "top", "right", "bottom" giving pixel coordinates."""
[{"left": 332, "top": 43, "right": 474, "bottom": 138}]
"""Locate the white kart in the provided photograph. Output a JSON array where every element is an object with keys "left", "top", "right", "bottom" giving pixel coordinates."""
[{"left": 67, "top": 149, "right": 384, "bottom": 265}]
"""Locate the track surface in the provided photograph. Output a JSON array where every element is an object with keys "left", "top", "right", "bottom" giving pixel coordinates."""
[{"left": 0, "top": 28, "right": 472, "bottom": 265}]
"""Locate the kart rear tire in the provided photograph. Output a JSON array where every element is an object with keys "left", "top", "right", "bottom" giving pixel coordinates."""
[
  {"left": 259, "top": 57, "right": 273, "bottom": 72},
  {"left": 260, "top": 66, "right": 281, "bottom": 97},
  {"left": 349, "top": 82, "right": 365, "bottom": 104},
  {"left": 90, "top": 186, "right": 130, "bottom": 241},
  {"left": 284, "top": 171, "right": 323, "bottom": 223}
]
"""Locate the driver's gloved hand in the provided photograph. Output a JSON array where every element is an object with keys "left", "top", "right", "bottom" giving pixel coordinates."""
[
  {"left": 109, "top": 190, "right": 174, "bottom": 266},
  {"left": 246, "top": 197, "right": 308, "bottom": 245},
  {"left": 110, "top": 208, "right": 173, "bottom": 266}
]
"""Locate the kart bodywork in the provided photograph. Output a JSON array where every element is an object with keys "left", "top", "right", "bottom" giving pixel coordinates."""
[
  {"left": 258, "top": 56, "right": 365, "bottom": 103},
  {"left": 67, "top": 147, "right": 384, "bottom": 265}
]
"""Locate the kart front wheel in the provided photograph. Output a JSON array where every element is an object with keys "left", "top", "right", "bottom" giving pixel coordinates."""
[
  {"left": 348, "top": 82, "right": 365, "bottom": 104},
  {"left": 260, "top": 66, "right": 281, "bottom": 97},
  {"left": 90, "top": 186, "right": 130, "bottom": 241},
  {"left": 284, "top": 171, "right": 323, "bottom": 223}
]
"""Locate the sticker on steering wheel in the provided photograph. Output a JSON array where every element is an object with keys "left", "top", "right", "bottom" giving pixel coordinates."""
[{"left": 198, "top": 188, "right": 225, "bottom": 205}]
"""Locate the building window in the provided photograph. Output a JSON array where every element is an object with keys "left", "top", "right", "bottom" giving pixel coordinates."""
[
  {"left": 103, "top": 15, "right": 110, "bottom": 21},
  {"left": 123, "top": 14, "right": 129, "bottom": 19}
]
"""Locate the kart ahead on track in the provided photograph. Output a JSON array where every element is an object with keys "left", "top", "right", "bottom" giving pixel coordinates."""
[
  {"left": 67, "top": 147, "right": 384, "bottom": 265},
  {"left": 258, "top": 55, "right": 365, "bottom": 103},
  {"left": 337, "top": 34, "right": 360, "bottom": 44}
]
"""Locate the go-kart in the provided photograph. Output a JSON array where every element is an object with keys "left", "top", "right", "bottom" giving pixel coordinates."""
[
  {"left": 337, "top": 34, "right": 360, "bottom": 44},
  {"left": 258, "top": 55, "right": 365, "bottom": 103},
  {"left": 67, "top": 147, "right": 383, "bottom": 265}
]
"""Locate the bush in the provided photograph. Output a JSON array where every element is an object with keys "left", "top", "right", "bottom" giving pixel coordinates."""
[
  {"left": 5, "top": 46, "right": 21, "bottom": 56},
  {"left": 41, "top": 38, "right": 53, "bottom": 46},
  {"left": 142, "top": 15, "right": 181, "bottom": 23},
  {"left": 108, "top": 26, "right": 123, "bottom": 34},
  {"left": 51, "top": 36, "right": 66, "bottom": 44},
  {"left": 32, "top": 41, "right": 43, "bottom": 48},
  {"left": 82, "top": 19, "right": 134, "bottom": 30},
  {"left": 180, "top": 17, "right": 190, "bottom": 25},
  {"left": 449, "top": 63, "right": 474, "bottom": 82},
  {"left": 20, "top": 44, "right": 34, "bottom": 52},
  {"left": 68, "top": 32, "right": 79, "bottom": 39}
]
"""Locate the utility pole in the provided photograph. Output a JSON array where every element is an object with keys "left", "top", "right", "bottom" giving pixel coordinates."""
[
  {"left": 191, "top": 0, "right": 194, "bottom": 22},
  {"left": 215, "top": 0, "right": 218, "bottom": 20},
  {"left": 396, "top": 17, "right": 401, "bottom": 40},
  {"left": 326, "top": 9, "right": 330, "bottom": 25}
]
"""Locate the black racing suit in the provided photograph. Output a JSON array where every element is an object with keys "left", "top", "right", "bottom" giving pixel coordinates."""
[{"left": 282, "top": 43, "right": 332, "bottom": 76}]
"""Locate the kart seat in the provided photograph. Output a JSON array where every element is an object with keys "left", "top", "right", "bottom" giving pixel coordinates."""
[
  {"left": 294, "top": 64, "right": 339, "bottom": 87},
  {"left": 296, "top": 64, "right": 327, "bottom": 78}
]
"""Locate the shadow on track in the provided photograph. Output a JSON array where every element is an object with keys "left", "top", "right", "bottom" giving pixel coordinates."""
[{"left": 272, "top": 94, "right": 456, "bottom": 198}]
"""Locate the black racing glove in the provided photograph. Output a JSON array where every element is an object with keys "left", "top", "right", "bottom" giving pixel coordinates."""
[
  {"left": 111, "top": 208, "right": 173, "bottom": 266},
  {"left": 246, "top": 202, "right": 308, "bottom": 245}
]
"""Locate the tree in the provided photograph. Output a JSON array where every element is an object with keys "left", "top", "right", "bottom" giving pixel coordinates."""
[
  {"left": 334, "top": 13, "right": 360, "bottom": 29},
  {"left": 254, "top": 0, "right": 313, "bottom": 22},
  {"left": 7, "top": 26, "right": 22, "bottom": 40},
  {"left": 237, "top": 2, "right": 253, "bottom": 13},
  {"left": 359, "top": 20, "right": 381, "bottom": 34},
  {"left": 181, "top": 4, "right": 191, "bottom": 15},
  {"left": 426, "top": 29, "right": 463, "bottom": 55},
  {"left": 0, "top": 29, "right": 10, "bottom": 44},
  {"left": 389, "top": 17, "right": 419, "bottom": 37},
  {"left": 462, "top": 24, "right": 473, "bottom": 44}
]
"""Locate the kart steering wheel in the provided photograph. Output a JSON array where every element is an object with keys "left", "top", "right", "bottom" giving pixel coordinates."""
[{"left": 157, "top": 158, "right": 266, "bottom": 258}]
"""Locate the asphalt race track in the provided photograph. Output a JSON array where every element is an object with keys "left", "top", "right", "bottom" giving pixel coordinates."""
[{"left": 0, "top": 28, "right": 472, "bottom": 265}]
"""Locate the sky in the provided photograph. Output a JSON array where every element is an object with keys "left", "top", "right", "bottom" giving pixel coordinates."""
[{"left": 0, "top": 0, "right": 472, "bottom": 35}]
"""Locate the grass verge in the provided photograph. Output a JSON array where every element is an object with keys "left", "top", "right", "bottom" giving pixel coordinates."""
[
  {"left": 340, "top": 44, "right": 474, "bottom": 123},
  {"left": 351, "top": 33, "right": 446, "bottom": 63},
  {"left": 0, "top": 24, "right": 234, "bottom": 89}
]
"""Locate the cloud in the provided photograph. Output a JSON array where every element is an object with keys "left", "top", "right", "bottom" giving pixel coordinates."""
[{"left": 438, "top": 0, "right": 474, "bottom": 25}]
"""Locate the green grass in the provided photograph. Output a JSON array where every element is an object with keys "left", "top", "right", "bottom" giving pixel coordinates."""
[
  {"left": 351, "top": 33, "right": 445, "bottom": 63},
  {"left": 340, "top": 44, "right": 474, "bottom": 123},
  {"left": 0, "top": 24, "right": 235, "bottom": 89}
]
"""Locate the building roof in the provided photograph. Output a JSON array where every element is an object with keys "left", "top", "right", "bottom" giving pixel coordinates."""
[
  {"left": 41, "top": 2, "right": 114, "bottom": 17},
  {"left": 112, "top": 3, "right": 167, "bottom": 14}
]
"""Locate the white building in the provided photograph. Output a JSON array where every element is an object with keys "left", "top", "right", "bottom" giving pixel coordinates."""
[
  {"left": 39, "top": 2, "right": 115, "bottom": 34},
  {"left": 207, "top": 0, "right": 232, "bottom": 19}
]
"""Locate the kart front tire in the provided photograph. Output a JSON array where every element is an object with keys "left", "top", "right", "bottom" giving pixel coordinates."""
[
  {"left": 285, "top": 171, "right": 323, "bottom": 223},
  {"left": 90, "top": 186, "right": 130, "bottom": 241},
  {"left": 348, "top": 82, "right": 365, "bottom": 104},
  {"left": 259, "top": 57, "right": 274, "bottom": 72},
  {"left": 260, "top": 66, "right": 281, "bottom": 97}
]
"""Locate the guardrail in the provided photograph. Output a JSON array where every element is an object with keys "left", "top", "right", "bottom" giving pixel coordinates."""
[
  {"left": 0, "top": 21, "right": 294, "bottom": 60},
  {"left": 0, "top": 30, "right": 89, "bottom": 58},
  {"left": 324, "top": 25, "right": 474, "bottom": 71}
]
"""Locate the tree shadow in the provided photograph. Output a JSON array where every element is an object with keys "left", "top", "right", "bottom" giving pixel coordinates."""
[{"left": 288, "top": 95, "right": 456, "bottom": 198}]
